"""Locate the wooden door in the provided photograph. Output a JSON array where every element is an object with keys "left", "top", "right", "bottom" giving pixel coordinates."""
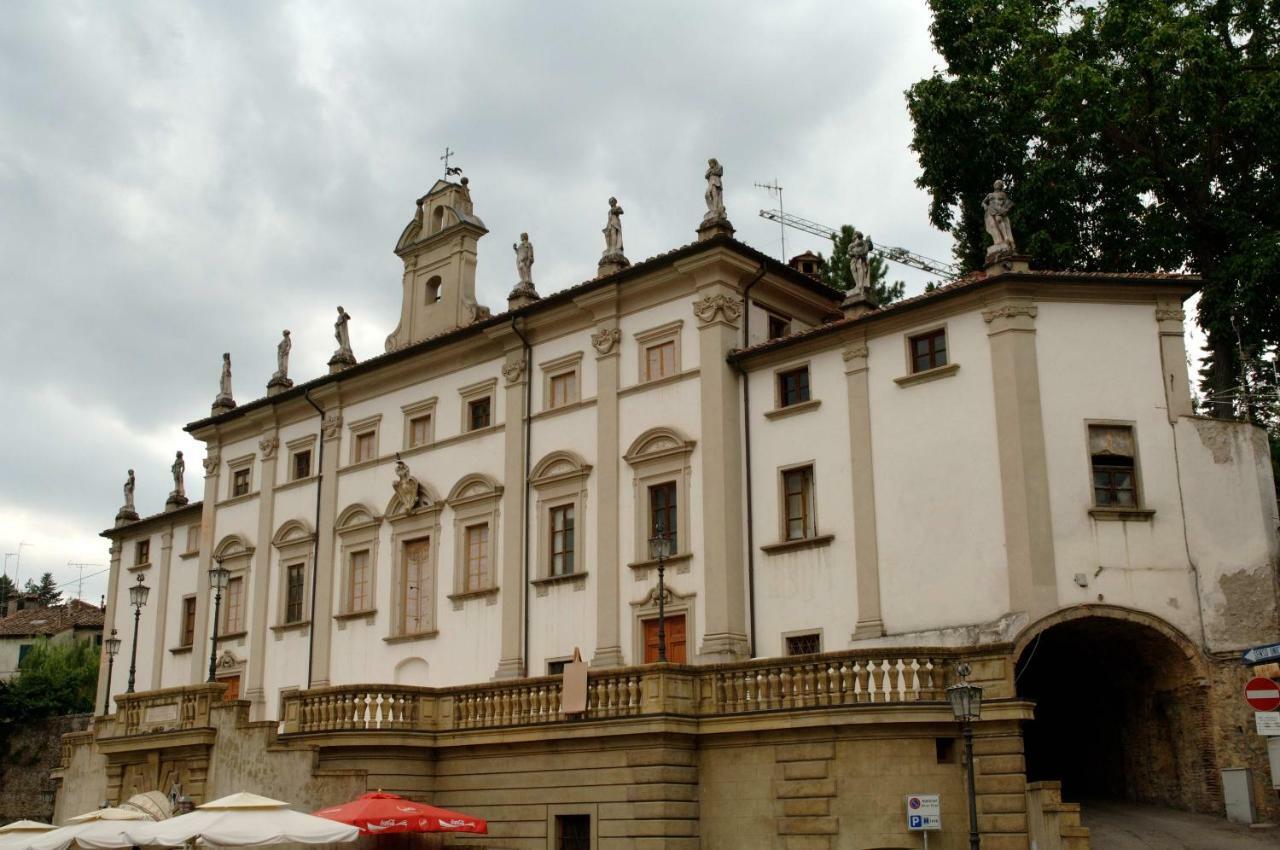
[
  {"left": 643, "top": 615, "right": 686, "bottom": 663},
  {"left": 219, "top": 675, "right": 240, "bottom": 701}
]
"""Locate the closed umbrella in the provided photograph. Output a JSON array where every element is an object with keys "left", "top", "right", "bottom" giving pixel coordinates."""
[
  {"left": 314, "top": 791, "right": 487, "bottom": 835},
  {"left": 130, "top": 792, "right": 358, "bottom": 847}
]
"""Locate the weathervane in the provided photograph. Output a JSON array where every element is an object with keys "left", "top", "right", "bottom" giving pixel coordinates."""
[{"left": 441, "top": 146, "right": 462, "bottom": 178}]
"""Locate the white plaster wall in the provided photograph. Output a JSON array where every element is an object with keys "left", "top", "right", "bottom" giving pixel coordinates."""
[
  {"left": 159, "top": 553, "right": 198, "bottom": 688},
  {"left": 619, "top": 299, "right": 700, "bottom": 388},
  {"left": 105, "top": 527, "right": 160, "bottom": 706},
  {"left": 748, "top": 347, "right": 856, "bottom": 656},
  {"left": 868, "top": 310, "right": 1009, "bottom": 633},
  {"left": 530, "top": 328, "right": 596, "bottom": 411}
]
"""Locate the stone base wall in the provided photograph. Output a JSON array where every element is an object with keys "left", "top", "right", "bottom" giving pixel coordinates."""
[
  {"left": 0, "top": 713, "right": 90, "bottom": 824},
  {"left": 1208, "top": 655, "right": 1280, "bottom": 823}
]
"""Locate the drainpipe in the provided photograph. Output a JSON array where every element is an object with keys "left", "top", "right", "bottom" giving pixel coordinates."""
[
  {"left": 302, "top": 389, "right": 326, "bottom": 688},
  {"left": 735, "top": 263, "right": 768, "bottom": 657},
  {"left": 510, "top": 316, "right": 534, "bottom": 676}
]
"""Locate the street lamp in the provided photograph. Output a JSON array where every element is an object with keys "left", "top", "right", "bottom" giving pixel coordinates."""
[
  {"left": 947, "top": 661, "right": 984, "bottom": 850},
  {"left": 102, "top": 628, "right": 121, "bottom": 714},
  {"left": 207, "top": 563, "right": 230, "bottom": 683},
  {"left": 648, "top": 525, "right": 673, "bottom": 663},
  {"left": 125, "top": 575, "right": 149, "bottom": 694}
]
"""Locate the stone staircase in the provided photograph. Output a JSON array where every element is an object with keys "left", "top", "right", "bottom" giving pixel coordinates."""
[{"left": 1026, "top": 781, "right": 1090, "bottom": 850}]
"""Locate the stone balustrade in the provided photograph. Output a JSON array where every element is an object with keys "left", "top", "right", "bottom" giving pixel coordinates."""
[
  {"left": 109, "top": 682, "right": 226, "bottom": 738},
  {"left": 707, "top": 655, "right": 943, "bottom": 713}
]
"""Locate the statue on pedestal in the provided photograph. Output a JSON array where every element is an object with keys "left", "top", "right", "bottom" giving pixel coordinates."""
[
  {"left": 509, "top": 233, "right": 539, "bottom": 303},
  {"left": 268, "top": 330, "right": 294, "bottom": 393},
  {"left": 848, "top": 231, "right": 873, "bottom": 299},
  {"left": 167, "top": 451, "right": 188, "bottom": 509},
  {"left": 703, "top": 158, "right": 726, "bottom": 223},
  {"left": 329, "top": 307, "right": 356, "bottom": 372},
  {"left": 393, "top": 455, "right": 422, "bottom": 514},
  {"left": 982, "top": 179, "right": 1017, "bottom": 259},
  {"left": 116, "top": 469, "right": 139, "bottom": 524},
  {"left": 599, "top": 197, "right": 630, "bottom": 274},
  {"left": 212, "top": 353, "right": 236, "bottom": 414}
]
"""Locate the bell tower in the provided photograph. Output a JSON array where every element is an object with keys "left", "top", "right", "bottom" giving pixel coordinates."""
[{"left": 385, "top": 177, "right": 491, "bottom": 352}]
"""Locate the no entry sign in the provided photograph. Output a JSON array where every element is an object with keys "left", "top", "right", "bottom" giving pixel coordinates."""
[{"left": 1246, "top": 677, "right": 1280, "bottom": 712}]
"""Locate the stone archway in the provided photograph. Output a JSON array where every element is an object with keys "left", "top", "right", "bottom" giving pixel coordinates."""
[{"left": 1014, "top": 605, "right": 1218, "bottom": 813}]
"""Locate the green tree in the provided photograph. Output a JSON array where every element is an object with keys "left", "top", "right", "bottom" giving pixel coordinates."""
[
  {"left": 0, "top": 639, "right": 99, "bottom": 745},
  {"left": 817, "top": 225, "right": 907, "bottom": 305},
  {"left": 23, "top": 572, "right": 63, "bottom": 607},
  {"left": 0, "top": 574, "right": 14, "bottom": 611},
  {"left": 906, "top": 0, "right": 1280, "bottom": 418}
]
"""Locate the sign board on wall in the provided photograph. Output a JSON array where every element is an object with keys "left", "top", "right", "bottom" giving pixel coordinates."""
[
  {"left": 1256, "top": 712, "right": 1280, "bottom": 736},
  {"left": 905, "top": 794, "right": 941, "bottom": 831}
]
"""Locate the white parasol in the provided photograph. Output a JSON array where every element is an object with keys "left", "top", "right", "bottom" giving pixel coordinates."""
[
  {"left": 19, "top": 808, "right": 150, "bottom": 850},
  {"left": 0, "top": 822, "right": 55, "bottom": 850},
  {"left": 124, "top": 792, "right": 359, "bottom": 847}
]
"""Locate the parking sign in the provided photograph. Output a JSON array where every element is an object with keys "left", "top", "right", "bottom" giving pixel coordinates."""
[{"left": 905, "top": 794, "right": 941, "bottom": 831}]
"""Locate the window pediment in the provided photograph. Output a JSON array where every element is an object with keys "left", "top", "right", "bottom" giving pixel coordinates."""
[
  {"left": 271, "top": 519, "right": 314, "bottom": 549},
  {"left": 213, "top": 534, "right": 254, "bottom": 563},
  {"left": 336, "top": 503, "right": 382, "bottom": 535},
  {"left": 447, "top": 473, "right": 503, "bottom": 507},
  {"left": 624, "top": 427, "right": 696, "bottom": 467},
  {"left": 530, "top": 450, "right": 592, "bottom": 487}
]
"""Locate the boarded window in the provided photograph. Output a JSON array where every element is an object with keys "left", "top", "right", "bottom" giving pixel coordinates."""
[
  {"left": 409, "top": 415, "right": 431, "bottom": 447},
  {"left": 1089, "top": 424, "right": 1138, "bottom": 507}
]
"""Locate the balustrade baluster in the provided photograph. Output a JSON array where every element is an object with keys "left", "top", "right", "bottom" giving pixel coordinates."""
[
  {"left": 923, "top": 660, "right": 936, "bottom": 697},
  {"left": 879, "top": 660, "right": 892, "bottom": 702},
  {"left": 605, "top": 678, "right": 617, "bottom": 717},
  {"left": 908, "top": 659, "right": 921, "bottom": 700}
]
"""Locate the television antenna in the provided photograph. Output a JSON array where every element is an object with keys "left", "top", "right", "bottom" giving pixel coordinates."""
[
  {"left": 759, "top": 209, "right": 960, "bottom": 278},
  {"left": 754, "top": 180, "right": 786, "bottom": 260},
  {"left": 68, "top": 562, "right": 103, "bottom": 602}
]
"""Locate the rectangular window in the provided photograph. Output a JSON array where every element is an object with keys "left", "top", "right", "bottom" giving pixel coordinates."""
[
  {"left": 909, "top": 328, "right": 948, "bottom": 373},
  {"left": 401, "top": 538, "right": 431, "bottom": 634},
  {"left": 354, "top": 431, "right": 376, "bottom": 463},
  {"left": 555, "top": 814, "right": 591, "bottom": 850},
  {"left": 223, "top": 576, "right": 245, "bottom": 633},
  {"left": 785, "top": 632, "right": 821, "bottom": 656},
  {"left": 1089, "top": 424, "right": 1138, "bottom": 507},
  {"left": 185, "top": 524, "right": 201, "bottom": 554},
  {"left": 468, "top": 397, "right": 492, "bottom": 431},
  {"left": 767, "top": 313, "right": 791, "bottom": 340},
  {"left": 348, "top": 550, "right": 370, "bottom": 612},
  {"left": 549, "top": 372, "right": 577, "bottom": 409},
  {"left": 777, "top": 366, "right": 811, "bottom": 407},
  {"left": 231, "top": 467, "right": 251, "bottom": 497},
  {"left": 547, "top": 659, "right": 569, "bottom": 676},
  {"left": 408, "top": 414, "right": 432, "bottom": 447},
  {"left": 181, "top": 597, "right": 197, "bottom": 646},
  {"left": 135, "top": 539, "right": 150, "bottom": 566},
  {"left": 783, "top": 466, "right": 815, "bottom": 541},
  {"left": 464, "top": 524, "right": 490, "bottom": 591},
  {"left": 285, "top": 564, "right": 305, "bottom": 623},
  {"left": 292, "top": 450, "right": 311, "bottom": 481},
  {"left": 648, "top": 482, "right": 678, "bottom": 551},
  {"left": 18, "top": 644, "right": 33, "bottom": 666},
  {"left": 550, "top": 505, "right": 575, "bottom": 576},
  {"left": 644, "top": 340, "right": 676, "bottom": 382}
]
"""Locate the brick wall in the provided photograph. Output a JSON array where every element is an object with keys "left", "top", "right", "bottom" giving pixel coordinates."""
[{"left": 0, "top": 714, "right": 91, "bottom": 824}]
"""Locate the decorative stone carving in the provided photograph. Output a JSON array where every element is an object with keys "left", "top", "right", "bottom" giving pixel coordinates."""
[
  {"left": 328, "top": 307, "right": 357, "bottom": 373},
  {"left": 258, "top": 435, "right": 279, "bottom": 459},
  {"left": 502, "top": 356, "right": 527, "bottom": 385},
  {"left": 321, "top": 412, "right": 343, "bottom": 441},
  {"left": 203, "top": 449, "right": 221, "bottom": 476},
  {"left": 692, "top": 293, "right": 743, "bottom": 327},
  {"left": 982, "top": 303, "right": 1038, "bottom": 323},
  {"left": 842, "top": 345, "right": 870, "bottom": 362},
  {"left": 268, "top": 330, "right": 293, "bottom": 395},
  {"left": 982, "top": 179, "right": 1017, "bottom": 261},
  {"left": 591, "top": 326, "right": 621, "bottom": 356},
  {"left": 212, "top": 353, "right": 236, "bottom": 415},
  {"left": 393, "top": 455, "right": 423, "bottom": 514},
  {"left": 598, "top": 197, "right": 630, "bottom": 275},
  {"left": 116, "top": 469, "right": 139, "bottom": 525},
  {"left": 165, "top": 452, "right": 188, "bottom": 510},
  {"left": 1155, "top": 307, "right": 1186, "bottom": 323},
  {"left": 508, "top": 233, "right": 540, "bottom": 307}
]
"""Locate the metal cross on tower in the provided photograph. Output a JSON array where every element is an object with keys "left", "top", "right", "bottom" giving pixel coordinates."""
[{"left": 440, "top": 147, "right": 462, "bottom": 178}]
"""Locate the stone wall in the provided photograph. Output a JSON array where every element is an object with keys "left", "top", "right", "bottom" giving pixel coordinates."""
[{"left": 1, "top": 713, "right": 91, "bottom": 824}]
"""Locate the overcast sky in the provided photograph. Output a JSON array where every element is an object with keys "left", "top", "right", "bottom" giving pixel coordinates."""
[{"left": 0, "top": 1, "right": 971, "bottom": 604}]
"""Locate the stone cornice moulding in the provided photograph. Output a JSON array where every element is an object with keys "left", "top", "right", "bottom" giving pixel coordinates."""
[{"left": 981, "top": 303, "right": 1039, "bottom": 324}]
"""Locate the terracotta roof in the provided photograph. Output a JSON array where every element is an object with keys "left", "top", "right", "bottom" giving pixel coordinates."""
[
  {"left": 185, "top": 233, "right": 844, "bottom": 432},
  {"left": 0, "top": 599, "right": 104, "bottom": 638},
  {"left": 730, "top": 267, "right": 1199, "bottom": 361}
]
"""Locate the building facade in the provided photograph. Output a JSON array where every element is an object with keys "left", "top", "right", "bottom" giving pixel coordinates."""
[{"left": 58, "top": 176, "right": 1280, "bottom": 849}]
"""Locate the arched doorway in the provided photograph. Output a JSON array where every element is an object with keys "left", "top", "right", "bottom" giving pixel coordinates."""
[{"left": 1014, "top": 606, "right": 1217, "bottom": 813}]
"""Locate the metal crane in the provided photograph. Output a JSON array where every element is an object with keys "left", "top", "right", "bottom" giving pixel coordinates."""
[{"left": 759, "top": 209, "right": 959, "bottom": 278}]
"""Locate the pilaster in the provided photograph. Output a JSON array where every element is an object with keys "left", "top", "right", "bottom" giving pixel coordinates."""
[
  {"left": 189, "top": 446, "right": 221, "bottom": 683},
  {"left": 591, "top": 320, "right": 624, "bottom": 667},
  {"left": 245, "top": 428, "right": 279, "bottom": 715},
  {"left": 1155, "top": 298, "right": 1194, "bottom": 423},
  {"left": 97, "top": 540, "right": 123, "bottom": 714},
  {"left": 983, "top": 295, "right": 1057, "bottom": 619},
  {"left": 149, "top": 529, "right": 174, "bottom": 690},
  {"left": 692, "top": 283, "right": 750, "bottom": 662},
  {"left": 842, "top": 341, "right": 884, "bottom": 640},
  {"left": 494, "top": 347, "right": 529, "bottom": 679},
  {"left": 309, "top": 410, "right": 343, "bottom": 687}
]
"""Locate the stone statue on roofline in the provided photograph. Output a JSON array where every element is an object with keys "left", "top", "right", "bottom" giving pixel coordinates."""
[
  {"left": 328, "top": 307, "right": 357, "bottom": 373},
  {"left": 212, "top": 352, "right": 236, "bottom": 415},
  {"left": 847, "top": 230, "right": 873, "bottom": 299},
  {"left": 599, "top": 197, "right": 630, "bottom": 275},
  {"left": 166, "top": 451, "right": 188, "bottom": 510},
  {"left": 508, "top": 232, "right": 540, "bottom": 308},
  {"left": 268, "top": 330, "right": 293, "bottom": 395},
  {"left": 697, "top": 157, "right": 734, "bottom": 240},
  {"left": 982, "top": 179, "right": 1017, "bottom": 261},
  {"left": 116, "top": 469, "right": 139, "bottom": 525}
]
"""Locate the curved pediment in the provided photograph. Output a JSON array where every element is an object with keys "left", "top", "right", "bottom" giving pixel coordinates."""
[
  {"left": 447, "top": 472, "right": 504, "bottom": 506},
  {"left": 624, "top": 427, "right": 696, "bottom": 466},
  {"left": 212, "top": 534, "right": 254, "bottom": 562},
  {"left": 335, "top": 503, "right": 381, "bottom": 533},
  {"left": 530, "top": 450, "right": 592, "bottom": 485},
  {"left": 271, "top": 519, "right": 314, "bottom": 548}
]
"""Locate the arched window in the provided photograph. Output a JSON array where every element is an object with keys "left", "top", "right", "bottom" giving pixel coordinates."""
[
  {"left": 429, "top": 205, "right": 445, "bottom": 235},
  {"left": 424, "top": 275, "right": 442, "bottom": 304}
]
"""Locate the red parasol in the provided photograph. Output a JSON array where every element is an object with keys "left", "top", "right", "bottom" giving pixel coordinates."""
[{"left": 314, "top": 791, "right": 487, "bottom": 835}]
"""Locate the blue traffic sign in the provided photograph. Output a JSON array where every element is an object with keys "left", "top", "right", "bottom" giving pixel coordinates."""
[{"left": 1243, "top": 643, "right": 1280, "bottom": 665}]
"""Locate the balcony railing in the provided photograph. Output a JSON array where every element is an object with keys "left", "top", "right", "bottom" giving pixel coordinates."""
[
  {"left": 108, "top": 683, "right": 227, "bottom": 737},
  {"left": 277, "top": 648, "right": 993, "bottom": 736}
]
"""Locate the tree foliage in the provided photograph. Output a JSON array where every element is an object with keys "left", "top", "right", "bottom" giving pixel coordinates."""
[
  {"left": 906, "top": 0, "right": 1280, "bottom": 416},
  {"left": 816, "top": 225, "right": 907, "bottom": 305},
  {"left": 0, "top": 639, "right": 99, "bottom": 741},
  {"left": 0, "top": 575, "right": 14, "bottom": 610},
  {"left": 23, "top": 572, "right": 63, "bottom": 607}
]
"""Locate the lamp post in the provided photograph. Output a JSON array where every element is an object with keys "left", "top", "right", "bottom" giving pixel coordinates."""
[
  {"left": 647, "top": 526, "right": 673, "bottom": 663},
  {"left": 207, "top": 563, "right": 230, "bottom": 683},
  {"left": 102, "top": 628, "right": 121, "bottom": 714},
  {"left": 125, "top": 575, "right": 149, "bottom": 694},
  {"left": 947, "top": 662, "right": 984, "bottom": 850}
]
